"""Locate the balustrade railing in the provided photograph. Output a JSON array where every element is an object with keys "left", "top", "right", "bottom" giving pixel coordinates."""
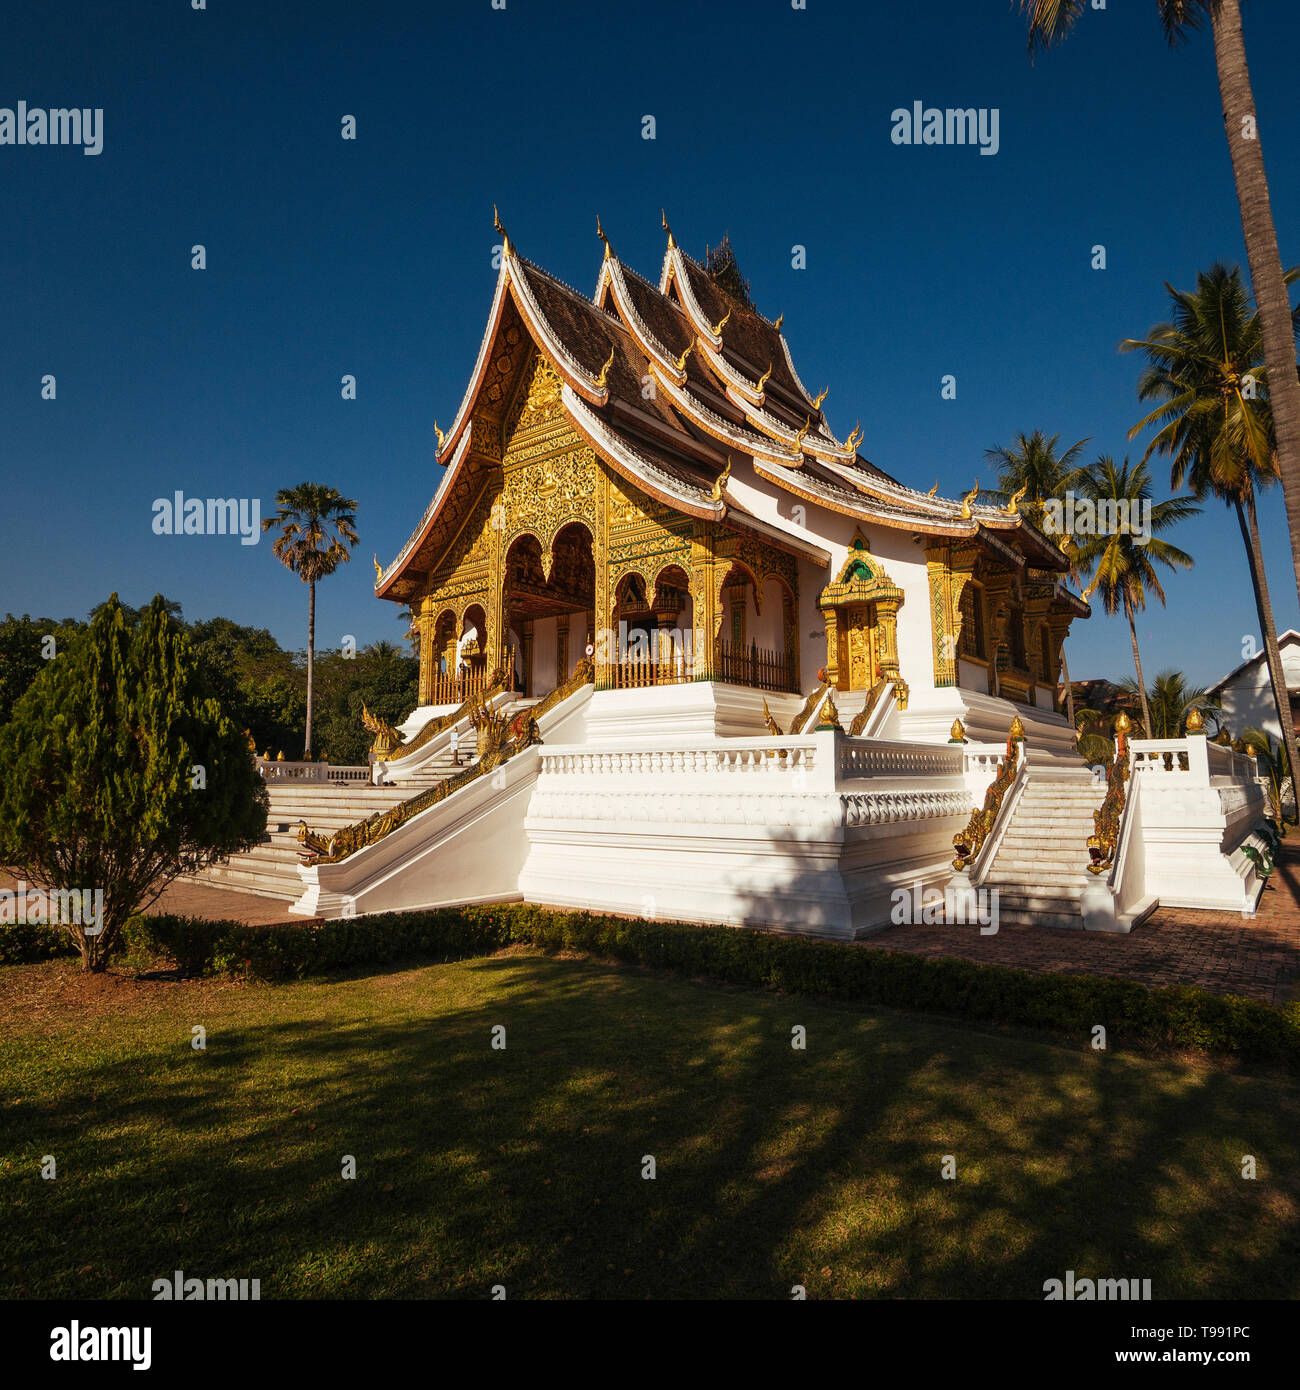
[
  {"left": 716, "top": 639, "right": 798, "bottom": 693},
  {"left": 426, "top": 668, "right": 492, "bottom": 707},
  {"left": 603, "top": 640, "right": 798, "bottom": 693}
]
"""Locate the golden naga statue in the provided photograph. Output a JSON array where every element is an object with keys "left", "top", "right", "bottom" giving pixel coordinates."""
[
  {"left": 761, "top": 696, "right": 784, "bottom": 737},
  {"left": 756, "top": 362, "right": 773, "bottom": 392},
  {"left": 433, "top": 420, "right": 446, "bottom": 450},
  {"left": 1003, "top": 481, "right": 1028, "bottom": 515},
  {"left": 710, "top": 456, "right": 732, "bottom": 502},
  {"left": 675, "top": 343, "right": 693, "bottom": 372},
  {"left": 844, "top": 421, "right": 864, "bottom": 453},
  {"left": 814, "top": 692, "right": 843, "bottom": 731},
  {"left": 960, "top": 479, "right": 979, "bottom": 520},
  {"left": 596, "top": 345, "right": 615, "bottom": 388},
  {"left": 361, "top": 702, "right": 403, "bottom": 759},
  {"left": 710, "top": 307, "right": 732, "bottom": 338},
  {"left": 373, "top": 553, "right": 383, "bottom": 580},
  {"left": 812, "top": 386, "right": 829, "bottom": 410}
]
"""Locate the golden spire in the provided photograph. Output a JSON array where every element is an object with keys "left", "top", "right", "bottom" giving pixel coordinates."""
[
  {"left": 661, "top": 209, "right": 675, "bottom": 248},
  {"left": 773, "top": 313, "right": 784, "bottom": 332},
  {"left": 373, "top": 553, "right": 383, "bottom": 580},
  {"left": 710, "top": 306, "right": 732, "bottom": 338},
  {"left": 791, "top": 415, "right": 812, "bottom": 456},
  {"left": 434, "top": 420, "right": 446, "bottom": 449},
  {"left": 844, "top": 421, "right": 863, "bottom": 453},
  {"left": 675, "top": 343, "right": 693, "bottom": 372},
  {"left": 812, "top": 387, "right": 829, "bottom": 410},
  {"left": 960, "top": 479, "right": 979, "bottom": 519},
  {"left": 1004, "top": 481, "right": 1028, "bottom": 515},
  {"left": 710, "top": 455, "right": 732, "bottom": 502},
  {"left": 596, "top": 214, "right": 611, "bottom": 259},
  {"left": 756, "top": 362, "right": 773, "bottom": 392},
  {"left": 926, "top": 479, "right": 939, "bottom": 496},
  {"left": 493, "top": 204, "right": 508, "bottom": 256},
  {"left": 596, "top": 345, "right": 615, "bottom": 388}
]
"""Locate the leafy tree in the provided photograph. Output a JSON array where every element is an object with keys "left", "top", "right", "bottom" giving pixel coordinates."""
[
  {"left": 311, "top": 641, "right": 419, "bottom": 765},
  {"left": 1120, "top": 261, "right": 1300, "bottom": 817},
  {"left": 1070, "top": 456, "right": 1199, "bottom": 735},
  {"left": 1239, "top": 724, "right": 1294, "bottom": 825},
  {"left": 1116, "top": 669, "right": 1222, "bottom": 740},
  {"left": 1016, "top": 0, "right": 1300, "bottom": 613},
  {"left": 0, "top": 614, "right": 84, "bottom": 725},
  {"left": 262, "top": 484, "right": 359, "bottom": 758},
  {"left": 0, "top": 595, "right": 268, "bottom": 971}
]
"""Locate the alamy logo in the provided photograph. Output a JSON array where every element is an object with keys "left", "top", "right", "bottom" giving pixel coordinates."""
[
  {"left": 151, "top": 1269, "right": 261, "bottom": 1300},
  {"left": 1041, "top": 492, "right": 1151, "bottom": 546},
  {"left": 890, "top": 101, "right": 1000, "bottom": 156},
  {"left": 890, "top": 882, "right": 1000, "bottom": 934},
  {"left": 0, "top": 881, "right": 103, "bottom": 935},
  {"left": 1043, "top": 1270, "right": 1152, "bottom": 1300},
  {"left": 50, "top": 1323, "right": 151, "bottom": 1370},
  {"left": 152, "top": 492, "right": 261, "bottom": 545},
  {"left": 0, "top": 102, "right": 103, "bottom": 155}
]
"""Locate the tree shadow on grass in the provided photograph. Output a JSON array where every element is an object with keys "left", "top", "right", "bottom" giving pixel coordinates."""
[{"left": 3, "top": 950, "right": 1299, "bottom": 1300}]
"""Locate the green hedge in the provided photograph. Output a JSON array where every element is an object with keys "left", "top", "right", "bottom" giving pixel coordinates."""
[
  {"left": 0, "top": 921, "right": 81, "bottom": 964},
  {"left": 102, "top": 903, "right": 1300, "bottom": 1070}
]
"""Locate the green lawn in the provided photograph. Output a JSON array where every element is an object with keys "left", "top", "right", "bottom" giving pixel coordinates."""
[{"left": 2, "top": 947, "right": 1298, "bottom": 1300}]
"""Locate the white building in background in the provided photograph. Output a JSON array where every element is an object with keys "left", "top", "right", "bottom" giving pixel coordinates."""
[{"left": 1206, "top": 632, "right": 1300, "bottom": 746}]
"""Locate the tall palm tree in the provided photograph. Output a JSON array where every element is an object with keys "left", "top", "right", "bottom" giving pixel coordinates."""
[
  {"left": 984, "top": 429, "right": 1090, "bottom": 730},
  {"left": 1117, "top": 669, "right": 1222, "bottom": 740},
  {"left": 262, "top": 484, "right": 359, "bottom": 759},
  {"left": 1017, "top": 1, "right": 1300, "bottom": 613},
  {"left": 1120, "top": 262, "right": 1300, "bottom": 813},
  {"left": 1070, "top": 456, "right": 1199, "bottom": 734}
]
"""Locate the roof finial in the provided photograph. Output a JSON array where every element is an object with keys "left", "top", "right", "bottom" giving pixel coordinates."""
[
  {"left": 493, "top": 204, "right": 508, "bottom": 256},
  {"left": 791, "top": 415, "right": 812, "bottom": 456},
  {"left": 812, "top": 386, "right": 829, "bottom": 410},
  {"left": 757, "top": 362, "right": 773, "bottom": 392},
  {"left": 434, "top": 420, "right": 446, "bottom": 449},
  {"left": 661, "top": 209, "right": 675, "bottom": 248},
  {"left": 710, "top": 306, "right": 732, "bottom": 338},
  {"left": 1004, "top": 481, "right": 1028, "bottom": 515},
  {"left": 960, "top": 478, "right": 979, "bottom": 520},
  {"left": 675, "top": 343, "right": 693, "bottom": 372},
  {"left": 710, "top": 455, "right": 732, "bottom": 502},
  {"left": 596, "top": 214, "right": 611, "bottom": 259},
  {"left": 596, "top": 344, "right": 615, "bottom": 388},
  {"left": 373, "top": 553, "right": 383, "bottom": 581},
  {"left": 927, "top": 479, "right": 939, "bottom": 496},
  {"left": 844, "top": 421, "right": 863, "bottom": 453},
  {"left": 773, "top": 312, "right": 784, "bottom": 332}
]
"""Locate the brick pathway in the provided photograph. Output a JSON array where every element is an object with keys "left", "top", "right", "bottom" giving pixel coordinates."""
[
  {"left": 863, "top": 841, "right": 1300, "bottom": 1005},
  {"left": 7, "top": 847, "right": 1299, "bottom": 1004}
]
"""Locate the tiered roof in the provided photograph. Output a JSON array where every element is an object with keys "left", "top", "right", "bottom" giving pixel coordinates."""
[{"left": 377, "top": 216, "right": 1083, "bottom": 609}]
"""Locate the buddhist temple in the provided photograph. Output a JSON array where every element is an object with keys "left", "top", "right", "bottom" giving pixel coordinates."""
[{"left": 202, "top": 215, "right": 1276, "bottom": 940}]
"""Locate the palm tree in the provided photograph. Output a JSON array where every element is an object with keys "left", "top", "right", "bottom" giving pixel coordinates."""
[
  {"left": 1117, "top": 669, "right": 1222, "bottom": 740},
  {"left": 262, "top": 484, "right": 359, "bottom": 759},
  {"left": 1120, "top": 262, "right": 1300, "bottom": 814},
  {"left": 1070, "top": 456, "right": 1199, "bottom": 735},
  {"left": 1240, "top": 724, "right": 1293, "bottom": 826},
  {"left": 1017, "top": 1, "right": 1300, "bottom": 613},
  {"left": 983, "top": 429, "right": 1090, "bottom": 729}
]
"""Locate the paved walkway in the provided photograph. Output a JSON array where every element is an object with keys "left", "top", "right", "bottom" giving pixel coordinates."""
[
  {"left": 8, "top": 846, "right": 1299, "bottom": 1004},
  {"left": 862, "top": 840, "right": 1300, "bottom": 1006}
]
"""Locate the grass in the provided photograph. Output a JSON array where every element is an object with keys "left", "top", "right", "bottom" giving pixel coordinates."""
[{"left": 2, "top": 946, "right": 1298, "bottom": 1300}]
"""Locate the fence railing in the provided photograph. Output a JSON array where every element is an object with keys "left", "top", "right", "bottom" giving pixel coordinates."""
[
  {"left": 256, "top": 759, "right": 371, "bottom": 784},
  {"left": 716, "top": 640, "right": 798, "bottom": 694},
  {"left": 426, "top": 668, "right": 492, "bottom": 707},
  {"left": 603, "top": 640, "right": 798, "bottom": 693}
]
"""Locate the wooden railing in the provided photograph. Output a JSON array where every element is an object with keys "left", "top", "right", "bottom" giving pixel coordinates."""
[
  {"left": 610, "top": 650, "right": 693, "bottom": 688},
  {"left": 426, "top": 668, "right": 492, "bottom": 707},
  {"left": 716, "top": 640, "right": 798, "bottom": 694}
]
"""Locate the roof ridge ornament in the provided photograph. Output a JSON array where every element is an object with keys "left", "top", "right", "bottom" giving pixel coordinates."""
[
  {"left": 791, "top": 415, "right": 812, "bottom": 456},
  {"left": 661, "top": 209, "right": 675, "bottom": 248},
  {"left": 493, "top": 204, "right": 509, "bottom": 257},
  {"left": 710, "top": 455, "right": 732, "bottom": 502},
  {"left": 675, "top": 343, "right": 693, "bottom": 372},
  {"left": 373, "top": 553, "right": 383, "bottom": 580},
  {"left": 927, "top": 479, "right": 939, "bottom": 495},
  {"left": 1004, "top": 481, "right": 1028, "bottom": 515},
  {"left": 844, "top": 421, "right": 863, "bottom": 453},
  {"left": 960, "top": 478, "right": 979, "bottom": 520},
  {"left": 596, "top": 214, "right": 611, "bottom": 259},
  {"left": 773, "top": 313, "right": 784, "bottom": 332},
  {"left": 757, "top": 361, "right": 773, "bottom": 392},
  {"left": 710, "top": 306, "right": 732, "bottom": 338},
  {"left": 434, "top": 420, "right": 446, "bottom": 449},
  {"left": 595, "top": 344, "right": 615, "bottom": 388},
  {"left": 812, "top": 387, "right": 829, "bottom": 410}
]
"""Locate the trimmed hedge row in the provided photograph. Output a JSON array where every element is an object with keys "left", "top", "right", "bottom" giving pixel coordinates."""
[
  {"left": 7, "top": 905, "right": 1297, "bottom": 1068},
  {"left": 112, "top": 903, "right": 1300, "bottom": 1069}
]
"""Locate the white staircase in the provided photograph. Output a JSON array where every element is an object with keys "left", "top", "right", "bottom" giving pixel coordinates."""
[
  {"left": 199, "top": 696, "right": 543, "bottom": 901},
  {"left": 982, "top": 770, "right": 1105, "bottom": 928}
]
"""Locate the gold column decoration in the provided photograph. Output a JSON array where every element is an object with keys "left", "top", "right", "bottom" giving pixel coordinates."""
[
  {"left": 689, "top": 523, "right": 718, "bottom": 681},
  {"left": 417, "top": 597, "right": 434, "bottom": 705}
]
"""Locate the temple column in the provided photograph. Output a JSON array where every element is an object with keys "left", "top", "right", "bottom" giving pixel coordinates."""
[
  {"left": 875, "top": 594, "right": 908, "bottom": 708},
  {"left": 417, "top": 596, "right": 434, "bottom": 705},
  {"left": 689, "top": 524, "right": 718, "bottom": 681}
]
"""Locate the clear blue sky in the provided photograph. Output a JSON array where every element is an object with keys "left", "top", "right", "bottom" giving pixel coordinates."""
[{"left": 3, "top": 0, "right": 1298, "bottom": 687}]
